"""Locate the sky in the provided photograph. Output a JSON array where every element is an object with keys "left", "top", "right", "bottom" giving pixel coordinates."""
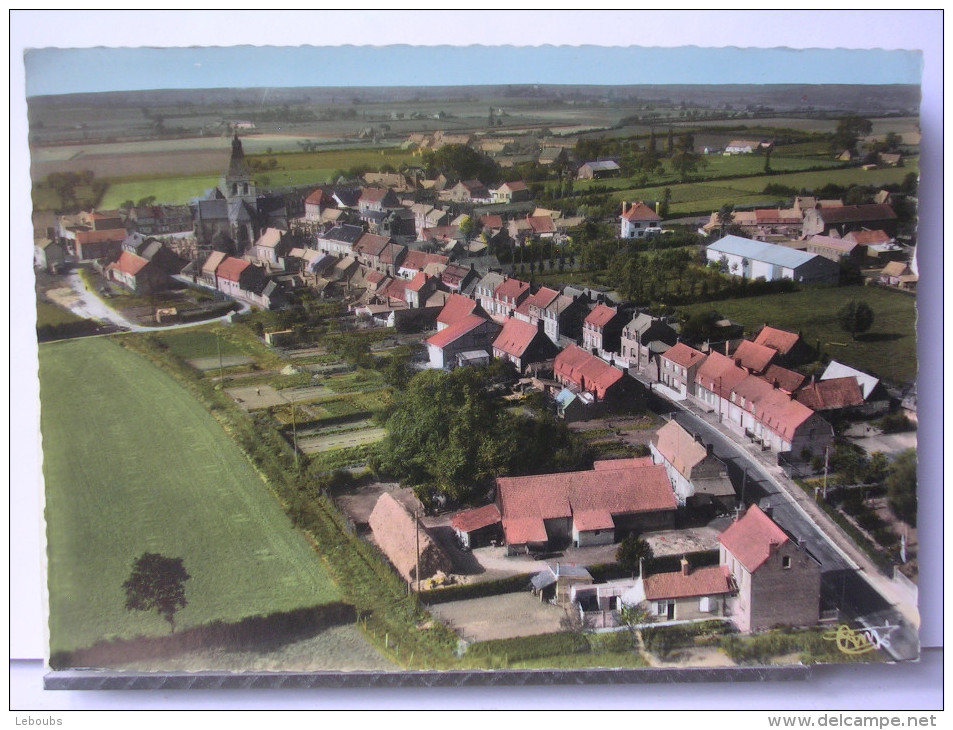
[{"left": 23, "top": 44, "right": 923, "bottom": 97}]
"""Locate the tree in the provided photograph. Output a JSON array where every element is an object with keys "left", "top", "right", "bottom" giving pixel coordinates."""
[
  {"left": 658, "top": 187, "right": 672, "bottom": 219},
  {"left": 716, "top": 204, "right": 735, "bottom": 238},
  {"left": 886, "top": 448, "right": 917, "bottom": 525},
  {"left": 122, "top": 553, "right": 191, "bottom": 632},
  {"left": 837, "top": 300, "right": 875, "bottom": 340},
  {"left": 616, "top": 534, "right": 653, "bottom": 577},
  {"left": 832, "top": 115, "right": 873, "bottom": 153},
  {"left": 670, "top": 134, "right": 703, "bottom": 182}
]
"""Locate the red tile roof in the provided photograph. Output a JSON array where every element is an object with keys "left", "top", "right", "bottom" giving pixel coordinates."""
[
  {"left": 500, "top": 180, "right": 528, "bottom": 192},
  {"left": 762, "top": 364, "right": 806, "bottom": 393},
  {"left": 304, "top": 188, "right": 329, "bottom": 206},
  {"left": 497, "top": 464, "right": 677, "bottom": 545},
  {"left": 493, "top": 318, "right": 542, "bottom": 358},
  {"left": 527, "top": 287, "right": 561, "bottom": 312},
  {"left": 75, "top": 228, "right": 127, "bottom": 244},
  {"left": 109, "top": 251, "right": 150, "bottom": 276},
  {"left": 845, "top": 229, "right": 892, "bottom": 245},
  {"left": 732, "top": 340, "right": 777, "bottom": 374},
  {"left": 643, "top": 565, "right": 732, "bottom": 601},
  {"left": 573, "top": 510, "right": 615, "bottom": 532},
  {"left": 494, "top": 277, "right": 530, "bottom": 303},
  {"left": 360, "top": 187, "right": 390, "bottom": 204},
  {"left": 426, "top": 313, "right": 494, "bottom": 348},
  {"left": 818, "top": 203, "right": 896, "bottom": 224},
  {"left": 407, "top": 271, "right": 430, "bottom": 292},
  {"left": 661, "top": 342, "right": 706, "bottom": 370},
  {"left": 354, "top": 233, "right": 393, "bottom": 258},
  {"left": 480, "top": 214, "right": 504, "bottom": 229},
  {"left": 621, "top": 201, "right": 661, "bottom": 222},
  {"left": 755, "top": 389, "right": 816, "bottom": 441},
  {"left": 585, "top": 304, "right": 618, "bottom": 329},
  {"left": 527, "top": 216, "right": 557, "bottom": 235},
  {"left": 794, "top": 377, "right": 865, "bottom": 411},
  {"left": 719, "top": 504, "right": 789, "bottom": 573},
  {"left": 593, "top": 457, "right": 655, "bottom": 470},
  {"left": 695, "top": 351, "right": 748, "bottom": 398},
  {"left": 553, "top": 345, "right": 624, "bottom": 399},
  {"left": 437, "top": 293, "right": 482, "bottom": 327},
  {"left": 753, "top": 326, "right": 802, "bottom": 356},
  {"left": 450, "top": 504, "right": 502, "bottom": 533},
  {"left": 365, "top": 270, "right": 387, "bottom": 286},
  {"left": 216, "top": 256, "right": 251, "bottom": 282}
]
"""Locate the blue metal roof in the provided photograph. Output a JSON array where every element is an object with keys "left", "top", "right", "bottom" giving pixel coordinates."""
[{"left": 707, "top": 235, "right": 818, "bottom": 269}]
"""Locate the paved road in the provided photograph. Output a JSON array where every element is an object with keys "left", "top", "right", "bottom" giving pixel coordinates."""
[
  {"left": 636, "top": 374, "right": 920, "bottom": 661},
  {"left": 61, "top": 272, "right": 250, "bottom": 333}
]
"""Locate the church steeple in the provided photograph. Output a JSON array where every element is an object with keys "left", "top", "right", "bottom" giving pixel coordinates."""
[
  {"left": 228, "top": 132, "right": 250, "bottom": 178},
  {"left": 221, "top": 132, "right": 256, "bottom": 203}
]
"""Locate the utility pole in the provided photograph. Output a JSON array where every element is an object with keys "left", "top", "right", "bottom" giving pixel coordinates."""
[
  {"left": 217, "top": 332, "right": 224, "bottom": 382},
  {"left": 291, "top": 397, "right": 299, "bottom": 470},
  {"left": 822, "top": 445, "right": 830, "bottom": 500},
  {"left": 414, "top": 509, "right": 421, "bottom": 594}
]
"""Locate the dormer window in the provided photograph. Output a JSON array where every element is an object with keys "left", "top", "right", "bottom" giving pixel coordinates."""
[{"left": 782, "top": 556, "right": 792, "bottom": 569}]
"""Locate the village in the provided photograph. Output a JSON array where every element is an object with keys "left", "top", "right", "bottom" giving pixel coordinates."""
[{"left": 34, "top": 101, "right": 921, "bottom": 668}]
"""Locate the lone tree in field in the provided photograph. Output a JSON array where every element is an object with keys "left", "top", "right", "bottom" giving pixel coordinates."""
[
  {"left": 122, "top": 552, "right": 191, "bottom": 632},
  {"left": 837, "top": 300, "right": 875, "bottom": 340}
]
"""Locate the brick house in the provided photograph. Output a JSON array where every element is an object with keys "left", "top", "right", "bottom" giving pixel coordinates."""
[
  {"left": 719, "top": 505, "right": 821, "bottom": 633},
  {"left": 491, "top": 317, "right": 560, "bottom": 374},
  {"left": 582, "top": 304, "right": 626, "bottom": 355},
  {"left": 658, "top": 342, "right": 707, "bottom": 398}
]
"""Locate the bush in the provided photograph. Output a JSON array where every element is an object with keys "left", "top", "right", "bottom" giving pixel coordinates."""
[
  {"left": 877, "top": 413, "right": 916, "bottom": 433},
  {"left": 420, "top": 575, "right": 532, "bottom": 606}
]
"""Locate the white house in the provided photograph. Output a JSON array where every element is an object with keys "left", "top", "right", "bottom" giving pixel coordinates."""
[{"left": 619, "top": 201, "right": 662, "bottom": 239}]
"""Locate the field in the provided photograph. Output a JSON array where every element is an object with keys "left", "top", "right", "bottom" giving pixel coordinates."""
[
  {"left": 40, "top": 336, "right": 342, "bottom": 655},
  {"left": 677, "top": 284, "right": 917, "bottom": 385}
]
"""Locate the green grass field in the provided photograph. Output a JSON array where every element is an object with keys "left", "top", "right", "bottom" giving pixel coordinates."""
[
  {"left": 99, "top": 175, "right": 220, "bottom": 208},
  {"left": 40, "top": 337, "right": 340, "bottom": 654},
  {"left": 678, "top": 285, "right": 917, "bottom": 385}
]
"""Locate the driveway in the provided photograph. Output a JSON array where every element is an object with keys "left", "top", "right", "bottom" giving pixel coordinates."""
[{"left": 60, "top": 271, "right": 249, "bottom": 333}]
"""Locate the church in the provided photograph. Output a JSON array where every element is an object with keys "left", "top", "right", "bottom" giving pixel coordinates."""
[{"left": 191, "top": 134, "right": 290, "bottom": 255}]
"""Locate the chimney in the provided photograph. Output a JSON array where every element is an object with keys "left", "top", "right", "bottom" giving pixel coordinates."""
[
  {"left": 680, "top": 557, "right": 690, "bottom": 576},
  {"left": 725, "top": 340, "right": 730, "bottom": 356},
  {"left": 706, "top": 443, "right": 714, "bottom": 456}
]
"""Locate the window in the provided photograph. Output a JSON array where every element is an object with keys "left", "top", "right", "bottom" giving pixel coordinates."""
[
  {"left": 656, "top": 600, "right": 669, "bottom": 616},
  {"left": 699, "top": 596, "right": 711, "bottom": 613},
  {"left": 782, "top": 556, "right": 792, "bottom": 569}
]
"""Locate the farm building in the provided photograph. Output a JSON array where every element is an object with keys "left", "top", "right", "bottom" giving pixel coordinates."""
[
  {"left": 577, "top": 160, "right": 620, "bottom": 180},
  {"left": 368, "top": 493, "right": 452, "bottom": 585},
  {"left": 818, "top": 360, "right": 891, "bottom": 417},
  {"left": 706, "top": 235, "right": 840, "bottom": 285},
  {"left": 450, "top": 504, "right": 503, "bottom": 549},
  {"left": 801, "top": 203, "right": 898, "bottom": 238},
  {"left": 495, "top": 463, "right": 677, "bottom": 555}
]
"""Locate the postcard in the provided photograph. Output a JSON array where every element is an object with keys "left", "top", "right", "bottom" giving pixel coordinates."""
[{"left": 21, "top": 19, "right": 927, "bottom": 691}]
